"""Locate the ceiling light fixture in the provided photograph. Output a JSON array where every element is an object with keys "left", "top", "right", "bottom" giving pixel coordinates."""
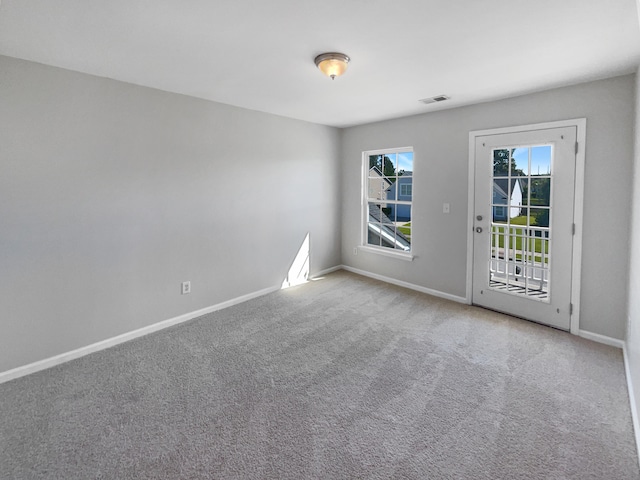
[{"left": 314, "top": 52, "right": 350, "bottom": 80}]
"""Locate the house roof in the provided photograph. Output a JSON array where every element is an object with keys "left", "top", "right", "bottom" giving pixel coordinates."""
[
  {"left": 0, "top": 1, "right": 637, "bottom": 127},
  {"left": 369, "top": 166, "right": 385, "bottom": 177},
  {"left": 368, "top": 204, "right": 411, "bottom": 251},
  {"left": 369, "top": 166, "right": 392, "bottom": 190},
  {"left": 493, "top": 178, "right": 523, "bottom": 200}
]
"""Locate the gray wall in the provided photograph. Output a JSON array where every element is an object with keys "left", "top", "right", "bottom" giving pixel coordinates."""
[
  {"left": 1, "top": 53, "right": 635, "bottom": 374},
  {"left": 0, "top": 55, "right": 341, "bottom": 372},
  {"left": 626, "top": 67, "right": 640, "bottom": 427},
  {"left": 341, "top": 75, "right": 636, "bottom": 340}
]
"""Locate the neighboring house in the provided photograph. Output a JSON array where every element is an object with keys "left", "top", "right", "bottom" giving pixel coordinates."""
[
  {"left": 368, "top": 204, "right": 411, "bottom": 251},
  {"left": 493, "top": 178, "right": 523, "bottom": 220},
  {"left": 385, "top": 172, "right": 412, "bottom": 221},
  {"left": 368, "top": 166, "right": 392, "bottom": 204}
]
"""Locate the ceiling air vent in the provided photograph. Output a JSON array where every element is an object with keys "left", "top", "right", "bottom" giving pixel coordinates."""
[{"left": 419, "top": 95, "right": 450, "bottom": 105}]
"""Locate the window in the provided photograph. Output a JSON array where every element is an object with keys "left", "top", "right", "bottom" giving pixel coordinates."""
[
  {"left": 363, "top": 147, "right": 413, "bottom": 255},
  {"left": 400, "top": 184, "right": 412, "bottom": 196}
]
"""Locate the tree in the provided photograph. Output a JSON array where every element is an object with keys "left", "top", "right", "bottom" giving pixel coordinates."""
[
  {"left": 533, "top": 209, "right": 550, "bottom": 227},
  {"left": 369, "top": 155, "right": 396, "bottom": 178},
  {"left": 493, "top": 149, "right": 524, "bottom": 176},
  {"left": 530, "top": 178, "right": 550, "bottom": 206}
]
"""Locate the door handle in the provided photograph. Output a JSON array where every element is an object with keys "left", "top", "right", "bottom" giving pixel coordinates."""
[{"left": 476, "top": 227, "right": 483, "bottom": 233}]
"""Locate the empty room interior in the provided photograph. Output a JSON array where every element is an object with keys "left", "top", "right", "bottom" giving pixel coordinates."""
[{"left": 2, "top": 0, "right": 640, "bottom": 478}]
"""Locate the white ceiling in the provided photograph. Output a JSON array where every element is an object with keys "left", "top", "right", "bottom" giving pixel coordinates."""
[{"left": 1, "top": 0, "right": 639, "bottom": 128}]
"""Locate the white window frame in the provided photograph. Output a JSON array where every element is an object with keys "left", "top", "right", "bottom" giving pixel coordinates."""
[
  {"left": 360, "top": 146, "right": 414, "bottom": 261},
  {"left": 400, "top": 184, "right": 412, "bottom": 197}
]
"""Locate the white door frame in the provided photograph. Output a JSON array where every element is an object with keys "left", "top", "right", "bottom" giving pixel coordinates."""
[{"left": 466, "top": 118, "right": 586, "bottom": 334}]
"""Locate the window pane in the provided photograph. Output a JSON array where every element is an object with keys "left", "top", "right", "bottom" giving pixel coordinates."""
[
  {"left": 493, "top": 205, "right": 507, "bottom": 223},
  {"left": 531, "top": 146, "right": 552, "bottom": 175},
  {"left": 509, "top": 179, "right": 525, "bottom": 217},
  {"left": 368, "top": 174, "right": 390, "bottom": 201},
  {"left": 380, "top": 225, "right": 397, "bottom": 249},
  {"left": 398, "top": 152, "right": 413, "bottom": 175},
  {"left": 518, "top": 178, "right": 530, "bottom": 207},
  {"left": 367, "top": 223, "right": 382, "bottom": 246},
  {"left": 381, "top": 206, "right": 395, "bottom": 225},
  {"left": 369, "top": 155, "right": 382, "bottom": 171},
  {"left": 530, "top": 208, "right": 550, "bottom": 228},
  {"left": 493, "top": 178, "right": 509, "bottom": 205},
  {"left": 372, "top": 153, "right": 397, "bottom": 178},
  {"left": 385, "top": 153, "right": 397, "bottom": 176},
  {"left": 530, "top": 178, "right": 551, "bottom": 207},
  {"left": 493, "top": 149, "right": 510, "bottom": 177},
  {"left": 396, "top": 206, "right": 411, "bottom": 250},
  {"left": 363, "top": 148, "right": 413, "bottom": 253},
  {"left": 396, "top": 236, "right": 410, "bottom": 250},
  {"left": 395, "top": 203, "right": 410, "bottom": 223},
  {"left": 368, "top": 202, "right": 384, "bottom": 223},
  {"left": 398, "top": 176, "right": 412, "bottom": 200},
  {"left": 512, "top": 147, "right": 529, "bottom": 176},
  {"left": 386, "top": 178, "right": 397, "bottom": 201}
]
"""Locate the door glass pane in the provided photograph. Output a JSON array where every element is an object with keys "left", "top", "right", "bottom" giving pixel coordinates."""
[
  {"left": 512, "top": 147, "right": 529, "bottom": 176},
  {"left": 531, "top": 146, "right": 552, "bottom": 175},
  {"left": 519, "top": 178, "right": 530, "bottom": 212},
  {"left": 530, "top": 178, "right": 551, "bottom": 207},
  {"left": 493, "top": 149, "right": 510, "bottom": 177},
  {"left": 489, "top": 145, "right": 552, "bottom": 302},
  {"left": 530, "top": 207, "right": 550, "bottom": 227},
  {"left": 510, "top": 179, "right": 525, "bottom": 218},
  {"left": 492, "top": 205, "right": 506, "bottom": 223}
]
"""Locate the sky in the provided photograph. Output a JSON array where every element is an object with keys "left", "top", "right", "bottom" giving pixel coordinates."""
[
  {"left": 397, "top": 152, "right": 414, "bottom": 173},
  {"left": 512, "top": 145, "right": 552, "bottom": 175}
]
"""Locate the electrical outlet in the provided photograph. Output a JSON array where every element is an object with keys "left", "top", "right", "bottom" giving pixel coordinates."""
[
  {"left": 354, "top": 247, "right": 358, "bottom": 255},
  {"left": 181, "top": 281, "right": 191, "bottom": 295}
]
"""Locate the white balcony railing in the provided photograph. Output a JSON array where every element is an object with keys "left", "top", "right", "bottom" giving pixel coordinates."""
[{"left": 489, "top": 222, "right": 550, "bottom": 300}]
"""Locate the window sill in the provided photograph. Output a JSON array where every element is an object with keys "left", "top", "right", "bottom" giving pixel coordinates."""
[{"left": 358, "top": 245, "right": 415, "bottom": 261}]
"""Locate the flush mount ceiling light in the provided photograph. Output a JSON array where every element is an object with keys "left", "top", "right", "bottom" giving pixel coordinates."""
[{"left": 314, "top": 52, "right": 350, "bottom": 80}]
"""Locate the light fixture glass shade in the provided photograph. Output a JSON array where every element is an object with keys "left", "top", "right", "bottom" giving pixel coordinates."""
[{"left": 314, "top": 52, "right": 350, "bottom": 80}]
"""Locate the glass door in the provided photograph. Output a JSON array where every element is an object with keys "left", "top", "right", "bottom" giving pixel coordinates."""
[{"left": 472, "top": 127, "right": 577, "bottom": 330}]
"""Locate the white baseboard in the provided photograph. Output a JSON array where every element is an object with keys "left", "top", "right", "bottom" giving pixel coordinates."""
[
  {"left": 341, "top": 265, "right": 467, "bottom": 304},
  {"left": 623, "top": 339, "right": 640, "bottom": 468},
  {"left": 0, "top": 284, "right": 280, "bottom": 385},
  {"left": 579, "top": 327, "right": 640, "bottom": 465},
  {"left": 576, "top": 329, "right": 625, "bottom": 349},
  {"left": 311, "top": 265, "right": 342, "bottom": 278}
]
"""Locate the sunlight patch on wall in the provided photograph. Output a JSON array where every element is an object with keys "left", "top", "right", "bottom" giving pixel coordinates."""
[{"left": 281, "top": 233, "right": 310, "bottom": 289}]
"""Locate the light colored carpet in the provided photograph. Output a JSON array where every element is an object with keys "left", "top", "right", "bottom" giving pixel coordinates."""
[{"left": 0, "top": 270, "right": 638, "bottom": 479}]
